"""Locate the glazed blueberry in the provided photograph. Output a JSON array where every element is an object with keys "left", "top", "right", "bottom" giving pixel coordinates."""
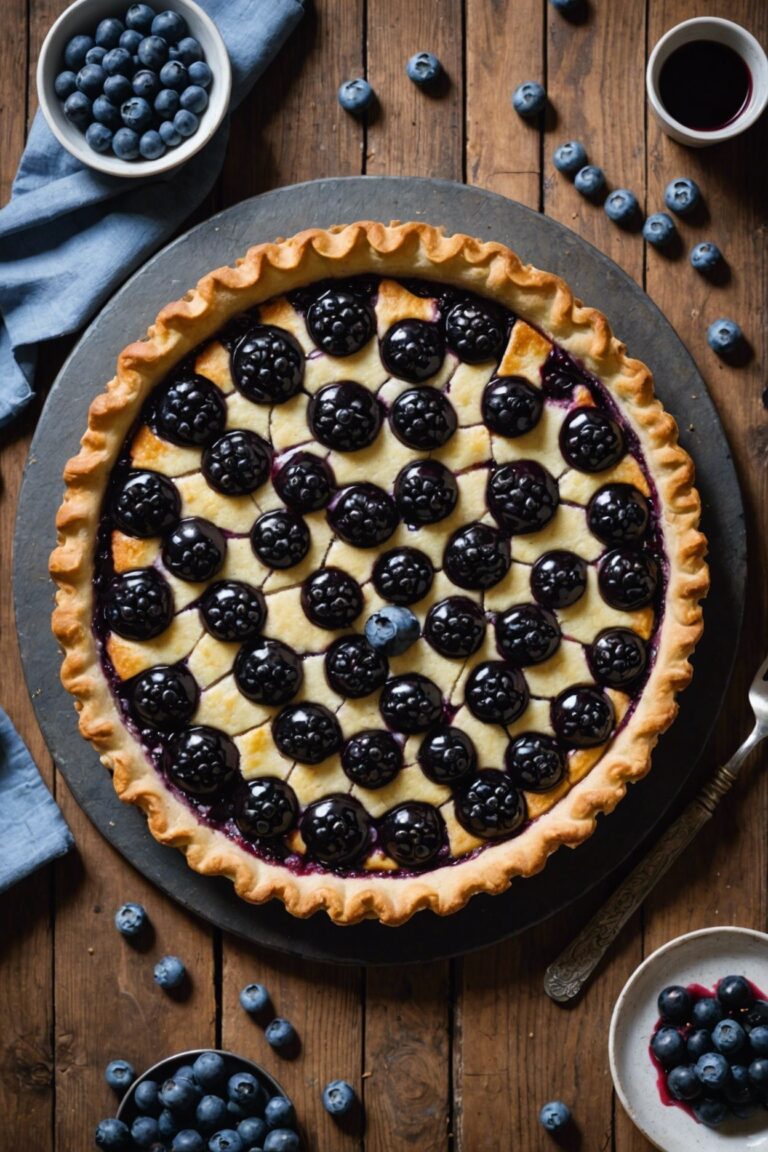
[
  {"left": 174, "top": 109, "right": 199, "bottom": 137},
  {"left": 604, "top": 189, "right": 639, "bottom": 225},
  {"left": 301, "top": 795, "right": 370, "bottom": 865},
  {"left": 589, "top": 628, "right": 647, "bottom": 688},
  {"left": 691, "top": 241, "right": 723, "bottom": 272},
  {"left": 749, "top": 1057, "right": 768, "bottom": 1090},
  {"left": 380, "top": 802, "right": 445, "bottom": 868},
  {"left": 443, "top": 522, "right": 511, "bottom": 590},
  {"left": 506, "top": 733, "right": 565, "bottom": 792},
  {"left": 338, "top": 78, "right": 374, "bottom": 114},
  {"left": 664, "top": 177, "right": 701, "bottom": 216},
  {"left": 325, "top": 636, "right": 389, "bottom": 697},
  {"left": 132, "top": 1115, "right": 161, "bottom": 1148},
  {"left": 227, "top": 1071, "right": 263, "bottom": 1113},
  {"left": 372, "top": 547, "right": 433, "bottom": 605},
  {"left": 598, "top": 549, "right": 659, "bottom": 610},
  {"left": 322, "top": 1078, "right": 356, "bottom": 1115},
  {"left": 235, "top": 777, "right": 299, "bottom": 842},
  {"left": 539, "top": 1101, "right": 571, "bottom": 1132},
  {"left": 151, "top": 9, "right": 187, "bottom": 42},
  {"left": 541, "top": 345, "right": 587, "bottom": 398},
  {"left": 200, "top": 582, "right": 266, "bottom": 644},
  {"left": 747, "top": 1001, "right": 768, "bottom": 1028},
  {"left": 487, "top": 460, "right": 559, "bottom": 534},
  {"left": 114, "top": 901, "right": 148, "bottom": 937},
  {"left": 308, "top": 381, "right": 382, "bottom": 451},
  {"left": 307, "top": 289, "right": 375, "bottom": 355},
  {"left": 381, "top": 320, "right": 444, "bottom": 383},
  {"left": 713, "top": 1018, "right": 747, "bottom": 1056},
  {"left": 155, "top": 86, "right": 180, "bottom": 118},
  {"left": 394, "top": 460, "right": 458, "bottom": 525},
  {"left": 111, "top": 469, "right": 180, "bottom": 537},
  {"left": 154, "top": 956, "right": 186, "bottom": 991},
  {"left": 658, "top": 985, "right": 692, "bottom": 1025},
  {"left": 552, "top": 687, "right": 614, "bottom": 747},
  {"left": 495, "top": 604, "right": 561, "bottom": 667},
  {"left": 155, "top": 374, "right": 226, "bottom": 446},
  {"left": 390, "top": 387, "right": 457, "bottom": 449},
  {"left": 512, "top": 80, "right": 546, "bottom": 118},
  {"left": 560, "top": 407, "right": 625, "bottom": 472},
  {"left": 406, "top": 51, "right": 442, "bottom": 86},
  {"left": 232, "top": 325, "right": 304, "bottom": 403},
  {"left": 481, "top": 376, "right": 543, "bottom": 438},
  {"left": 692, "top": 997, "right": 724, "bottom": 1030},
  {"left": 85, "top": 122, "right": 113, "bottom": 153},
  {"left": 264, "top": 1130, "right": 300, "bottom": 1152},
  {"left": 203, "top": 430, "right": 271, "bottom": 496},
  {"left": 92, "top": 94, "right": 121, "bottom": 127},
  {"left": 445, "top": 299, "right": 506, "bottom": 364},
  {"left": 651, "top": 1026, "right": 687, "bottom": 1068},
  {"left": 455, "top": 769, "right": 526, "bottom": 839},
  {"left": 329, "top": 483, "right": 399, "bottom": 546},
  {"left": 643, "top": 212, "right": 676, "bottom": 248},
  {"left": 234, "top": 638, "right": 302, "bottom": 706},
  {"left": 191, "top": 1052, "right": 225, "bottom": 1091},
  {"left": 574, "top": 165, "right": 606, "bottom": 198},
  {"left": 301, "top": 568, "right": 363, "bottom": 629},
  {"left": 131, "top": 664, "right": 198, "bottom": 729},
  {"left": 94, "top": 1118, "right": 132, "bottom": 1149},
  {"left": 750, "top": 1026, "right": 768, "bottom": 1056},
  {"left": 112, "top": 127, "right": 140, "bottom": 159},
  {"left": 364, "top": 606, "right": 420, "bottom": 656},
  {"left": 166, "top": 726, "right": 239, "bottom": 798},
  {"left": 64, "top": 34, "right": 94, "bottom": 71},
  {"left": 424, "top": 596, "right": 485, "bottom": 658},
  {"left": 76, "top": 63, "right": 107, "bottom": 99},
  {"left": 105, "top": 1058, "right": 135, "bottom": 1092},
  {"left": 163, "top": 517, "right": 226, "bottom": 582},
  {"left": 666, "top": 1066, "right": 701, "bottom": 1103},
  {"left": 718, "top": 974, "right": 754, "bottom": 1011},
  {"left": 208, "top": 1131, "right": 243, "bottom": 1152},
  {"left": 465, "top": 661, "right": 528, "bottom": 725},
  {"left": 379, "top": 674, "right": 443, "bottom": 734},
  {"left": 687, "top": 1030, "right": 714, "bottom": 1061},
  {"left": 250, "top": 510, "right": 310, "bottom": 569},
  {"left": 553, "top": 140, "right": 587, "bottom": 174},
  {"left": 189, "top": 60, "right": 213, "bottom": 89},
  {"left": 707, "top": 318, "right": 743, "bottom": 357},
  {"left": 134, "top": 1079, "right": 161, "bottom": 1114},
  {"left": 342, "top": 730, "right": 403, "bottom": 788},
  {"left": 531, "top": 550, "right": 588, "bottom": 609},
  {"left": 725, "top": 1064, "right": 753, "bottom": 1107},
  {"left": 105, "top": 568, "right": 173, "bottom": 640},
  {"left": 418, "top": 726, "right": 476, "bottom": 785},
  {"left": 692, "top": 1096, "right": 729, "bottom": 1128},
  {"left": 265, "top": 1097, "right": 295, "bottom": 1130},
  {"left": 275, "top": 452, "right": 334, "bottom": 512},
  {"left": 273, "top": 703, "right": 342, "bottom": 764},
  {"left": 238, "top": 1116, "right": 268, "bottom": 1145},
  {"left": 587, "top": 484, "right": 649, "bottom": 545},
  {"left": 695, "top": 1051, "right": 730, "bottom": 1089}
]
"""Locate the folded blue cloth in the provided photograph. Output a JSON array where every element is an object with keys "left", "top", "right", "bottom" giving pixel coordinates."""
[
  {"left": 0, "top": 0, "right": 305, "bottom": 427},
  {"left": 0, "top": 706, "right": 74, "bottom": 893}
]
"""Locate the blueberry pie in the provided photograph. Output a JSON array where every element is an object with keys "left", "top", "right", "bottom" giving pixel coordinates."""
[{"left": 51, "top": 223, "right": 708, "bottom": 924}]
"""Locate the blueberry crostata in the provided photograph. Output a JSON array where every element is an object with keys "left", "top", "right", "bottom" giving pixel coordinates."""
[{"left": 51, "top": 223, "right": 708, "bottom": 924}]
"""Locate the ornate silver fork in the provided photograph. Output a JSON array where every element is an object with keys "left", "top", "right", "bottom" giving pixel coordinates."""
[{"left": 544, "top": 651, "right": 768, "bottom": 1004}]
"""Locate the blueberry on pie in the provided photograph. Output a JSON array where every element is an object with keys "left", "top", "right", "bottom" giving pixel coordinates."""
[{"left": 51, "top": 223, "right": 707, "bottom": 925}]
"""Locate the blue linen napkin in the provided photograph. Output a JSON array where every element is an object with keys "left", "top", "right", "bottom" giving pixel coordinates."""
[
  {"left": 0, "top": 706, "right": 74, "bottom": 893},
  {"left": 0, "top": 0, "right": 305, "bottom": 428}
]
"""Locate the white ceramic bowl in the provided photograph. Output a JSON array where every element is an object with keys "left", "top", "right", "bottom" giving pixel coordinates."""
[
  {"left": 647, "top": 17, "right": 768, "bottom": 148},
  {"left": 37, "top": 0, "right": 231, "bottom": 178},
  {"left": 610, "top": 927, "right": 768, "bottom": 1150}
]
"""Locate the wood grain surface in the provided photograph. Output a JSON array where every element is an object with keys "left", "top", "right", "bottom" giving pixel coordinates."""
[{"left": 0, "top": 1, "right": 766, "bottom": 1149}]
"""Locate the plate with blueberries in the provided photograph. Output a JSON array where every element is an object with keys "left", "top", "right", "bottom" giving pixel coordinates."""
[{"left": 610, "top": 927, "right": 768, "bottom": 1149}]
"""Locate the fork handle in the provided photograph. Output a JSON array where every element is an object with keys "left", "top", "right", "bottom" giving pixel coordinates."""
[{"left": 542, "top": 737, "right": 759, "bottom": 1004}]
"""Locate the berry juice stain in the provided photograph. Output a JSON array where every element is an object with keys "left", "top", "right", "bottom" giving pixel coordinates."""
[{"left": 659, "top": 40, "right": 752, "bottom": 131}]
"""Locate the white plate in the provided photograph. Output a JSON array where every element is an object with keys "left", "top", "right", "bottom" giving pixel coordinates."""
[{"left": 609, "top": 927, "right": 768, "bottom": 1151}]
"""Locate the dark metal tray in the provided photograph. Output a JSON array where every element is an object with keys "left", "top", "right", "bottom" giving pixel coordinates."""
[{"left": 13, "top": 177, "right": 745, "bottom": 965}]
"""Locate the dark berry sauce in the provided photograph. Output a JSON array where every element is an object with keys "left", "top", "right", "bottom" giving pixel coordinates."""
[{"left": 659, "top": 40, "right": 752, "bottom": 132}]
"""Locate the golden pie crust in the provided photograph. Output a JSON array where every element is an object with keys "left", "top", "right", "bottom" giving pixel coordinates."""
[{"left": 50, "top": 222, "right": 708, "bottom": 925}]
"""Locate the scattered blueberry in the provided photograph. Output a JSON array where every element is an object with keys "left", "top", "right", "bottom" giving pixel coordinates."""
[
  {"left": 691, "top": 241, "right": 723, "bottom": 271},
  {"left": 553, "top": 140, "right": 587, "bottom": 175},
  {"left": 338, "top": 78, "right": 374, "bottom": 114},
  {"left": 105, "top": 1058, "right": 136, "bottom": 1093},
  {"left": 86, "top": 122, "right": 113, "bottom": 152},
  {"left": 239, "top": 983, "right": 272, "bottom": 1017},
  {"left": 707, "top": 317, "right": 743, "bottom": 357},
  {"left": 512, "top": 80, "right": 546, "bottom": 118},
  {"left": 406, "top": 51, "right": 442, "bottom": 86},
  {"left": 539, "top": 1100, "right": 571, "bottom": 1132},
  {"left": 94, "top": 1117, "right": 132, "bottom": 1149},
  {"left": 574, "top": 165, "right": 605, "bottom": 198},
  {"left": 154, "top": 955, "right": 186, "bottom": 990},
  {"left": 604, "top": 189, "right": 639, "bottom": 225},
  {"left": 364, "top": 606, "right": 420, "bottom": 656},
  {"left": 112, "top": 126, "right": 141, "bottom": 159},
  {"left": 664, "top": 177, "right": 701, "bottom": 215},
  {"left": 549, "top": 0, "right": 583, "bottom": 11},
  {"left": 322, "top": 1079, "right": 356, "bottom": 1116},
  {"left": 265, "top": 1018, "right": 298, "bottom": 1052},
  {"left": 643, "top": 212, "right": 676, "bottom": 247}
]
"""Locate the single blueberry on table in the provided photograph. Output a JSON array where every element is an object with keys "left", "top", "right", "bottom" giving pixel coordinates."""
[
  {"left": 131, "top": 1114, "right": 160, "bottom": 1148},
  {"left": 102, "top": 47, "right": 134, "bottom": 78},
  {"left": 105, "top": 1058, "right": 136, "bottom": 1092},
  {"left": 539, "top": 1100, "right": 571, "bottom": 1131},
  {"left": 121, "top": 95, "right": 153, "bottom": 131},
  {"left": 159, "top": 119, "right": 182, "bottom": 146},
  {"left": 553, "top": 139, "right": 587, "bottom": 174},
  {"left": 154, "top": 954, "right": 186, "bottom": 989},
  {"left": 265, "top": 1018, "right": 298, "bottom": 1052},
  {"left": 574, "top": 164, "right": 605, "bottom": 198},
  {"left": 175, "top": 36, "right": 204, "bottom": 65},
  {"left": 152, "top": 10, "right": 188, "bottom": 44},
  {"left": 406, "top": 51, "right": 442, "bottom": 86},
  {"left": 208, "top": 1131, "right": 244, "bottom": 1152},
  {"left": 322, "top": 1079, "right": 356, "bottom": 1116},
  {"left": 196, "top": 1095, "right": 229, "bottom": 1133},
  {"left": 120, "top": 29, "right": 143, "bottom": 54},
  {"left": 265, "top": 1097, "right": 296, "bottom": 1129},
  {"left": 132, "top": 68, "right": 161, "bottom": 98},
  {"left": 364, "top": 606, "right": 420, "bottom": 656},
  {"left": 155, "top": 87, "right": 181, "bottom": 118},
  {"left": 126, "top": 5, "right": 157, "bottom": 33},
  {"left": 63, "top": 90, "right": 92, "bottom": 128},
  {"left": 189, "top": 60, "right": 213, "bottom": 88},
  {"left": 338, "top": 78, "right": 374, "bottom": 114},
  {"left": 140, "top": 130, "right": 166, "bottom": 160},
  {"left": 712, "top": 1017, "right": 747, "bottom": 1056},
  {"left": 707, "top": 317, "right": 743, "bottom": 356},
  {"left": 239, "top": 982, "right": 271, "bottom": 1016},
  {"left": 691, "top": 241, "right": 723, "bottom": 271},
  {"left": 86, "top": 122, "right": 113, "bottom": 153},
  {"left": 180, "top": 84, "right": 208, "bottom": 114},
  {"left": 174, "top": 109, "right": 199, "bottom": 137},
  {"left": 137, "top": 34, "right": 169, "bottom": 70},
  {"left": 54, "top": 70, "right": 78, "bottom": 99},
  {"left": 113, "top": 126, "right": 141, "bottom": 159},
  {"left": 135, "top": 1078, "right": 161, "bottom": 1114},
  {"left": 237, "top": 1117, "right": 267, "bottom": 1145},
  {"left": 657, "top": 985, "right": 691, "bottom": 1025},
  {"left": 104, "top": 73, "right": 133, "bottom": 104},
  {"left": 691, "top": 996, "right": 723, "bottom": 1030},
  {"left": 171, "top": 1131, "right": 205, "bottom": 1152},
  {"left": 76, "top": 63, "right": 107, "bottom": 99},
  {"left": 95, "top": 18, "right": 125, "bottom": 49},
  {"left": 264, "top": 1131, "right": 300, "bottom": 1152},
  {"left": 160, "top": 60, "right": 189, "bottom": 90},
  {"left": 643, "top": 212, "right": 676, "bottom": 247},
  {"left": 85, "top": 45, "right": 107, "bottom": 66},
  {"left": 695, "top": 1050, "right": 730, "bottom": 1089},
  {"left": 650, "top": 1026, "right": 686, "bottom": 1068},
  {"left": 666, "top": 1065, "right": 701, "bottom": 1102},
  {"left": 664, "top": 176, "right": 701, "bottom": 215},
  {"left": 94, "top": 1117, "right": 132, "bottom": 1149},
  {"left": 64, "top": 34, "right": 94, "bottom": 71},
  {"left": 604, "top": 188, "right": 639, "bottom": 225},
  {"left": 692, "top": 1096, "right": 729, "bottom": 1127},
  {"left": 512, "top": 80, "right": 546, "bottom": 118},
  {"left": 192, "top": 1051, "right": 226, "bottom": 1090}
]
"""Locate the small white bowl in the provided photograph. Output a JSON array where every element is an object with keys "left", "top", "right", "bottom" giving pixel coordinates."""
[
  {"left": 609, "top": 927, "right": 768, "bottom": 1150},
  {"left": 37, "top": 0, "right": 231, "bottom": 178},
  {"left": 647, "top": 17, "right": 768, "bottom": 148}
]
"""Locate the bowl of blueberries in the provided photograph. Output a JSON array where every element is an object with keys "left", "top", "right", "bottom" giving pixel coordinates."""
[
  {"left": 37, "top": 0, "right": 231, "bottom": 176},
  {"left": 609, "top": 927, "right": 768, "bottom": 1150}
]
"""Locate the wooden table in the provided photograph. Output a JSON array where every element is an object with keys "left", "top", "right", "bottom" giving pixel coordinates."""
[{"left": 1, "top": 2, "right": 766, "bottom": 1148}]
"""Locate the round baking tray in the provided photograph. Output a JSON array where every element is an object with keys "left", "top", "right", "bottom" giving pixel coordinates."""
[{"left": 14, "top": 176, "right": 745, "bottom": 965}]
